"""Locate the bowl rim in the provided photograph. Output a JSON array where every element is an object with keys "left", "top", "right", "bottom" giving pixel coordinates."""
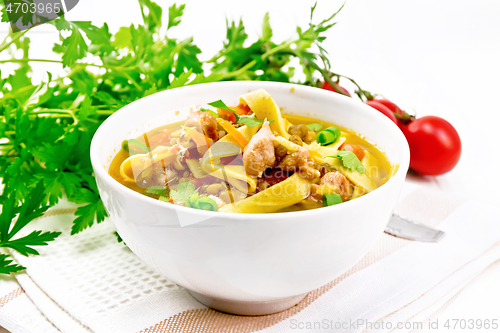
[{"left": 90, "top": 81, "right": 410, "bottom": 221}]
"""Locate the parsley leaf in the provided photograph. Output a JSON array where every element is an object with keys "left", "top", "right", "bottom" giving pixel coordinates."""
[
  {"left": 170, "top": 180, "right": 197, "bottom": 202},
  {"left": 207, "top": 100, "right": 234, "bottom": 112},
  {"left": 70, "top": 187, "right": 108, "bottom": 235},
  {"left": 2, "top": 230, "right": 61, "bottom": 256},
  {"left": 0, "top": 181, "right": 61, "bottom": 274},
  {"left": 168, "top": 3, "right": 185, "bottom": 30},
  {"left": 7, "top": 181, "right": 51, "bottom": 238},
  {"left": 175, "top": 39, "right": 203, "bottom": 75},
  {"left": 169, "top": 182, "right": 218, "bottom": 211},
  {"left": 53, "top": 20, "right": 89, "bottom": 68},
  {"left": 0, "top": 254, "right": 25, "bottom": 275},
  {"left": 0, "top": 0, "right": 344, "bottom": 276},
  {"left": 169, "top": 69, "right": 193, "bottom": 89},
  {"left": 328, "top": 150, "right": 366, "bottom": 174},
  {"left": 139, "top": 0, "right": 163, "bottom": 33},
  {"left": 260, "top": 13, "right": 273, "bottom": 41}
]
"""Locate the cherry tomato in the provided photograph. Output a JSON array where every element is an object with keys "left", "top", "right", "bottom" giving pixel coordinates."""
[
  {"left": 365, "top": 100, "right": 398, "bottom": 124},
  {"left": 400, "top": 116, "right": 461, "bottom": 176},
  {"left": 371, "top": 99, "right": 403, "bottom": 117},
  {"left": 321, "top": 81, "right": 351, "bottom": 97}
]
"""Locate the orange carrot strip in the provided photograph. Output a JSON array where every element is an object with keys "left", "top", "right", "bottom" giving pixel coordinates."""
[
  {"left": 184, "top": 127, "right": 211, "bottom": 147},
  {"left": 216, "top": 118, "right": 249, "bottom": 148},
  {"left": 184, "top": 126, "right": 212, "bottom": 155},
  {"left": 344, "top": 144, "right": 366, "bottom": 161}
]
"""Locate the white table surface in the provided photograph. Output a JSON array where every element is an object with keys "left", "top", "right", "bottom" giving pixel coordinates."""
[{"left": 1, "top": 0, "right": 499, "bottom": 331}]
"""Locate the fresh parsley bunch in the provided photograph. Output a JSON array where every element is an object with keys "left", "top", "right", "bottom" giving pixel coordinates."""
[{"left": 0, "top": 0, "right": 341, "bottom": 275}]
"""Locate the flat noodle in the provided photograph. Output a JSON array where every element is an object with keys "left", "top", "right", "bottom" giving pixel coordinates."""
[
  {"left": 350, "top": 185, "right": 367, "bottom": 200},
  {"left": 274, "top": 136, "right": 301, "bottom": 152},
  {"left": 119, "top": 145, "right": 180, "bottom": 182},
  {"left": 362, "top": 151, "right": 377, "bottom": 179},
  {"left": 200, "top": 142, "right": 257, "bottom": 193},
  {"left": 239, "top": 89, "right": 290, "bottom": 138},
  {"left": 220, "top": 173, "right": 312, "bottom": 213},
  {"left": 326, "top": 137, "right": 346, "bottom": 151},
  {"left": 219, "top": 124, "right": 259, "bottom": 145},
  {"left": 185, "top": 159, "right": 207, "bottom": 179},
  {"left": 303, "top": 137, "right": 346, "bottom": 164},
  {"left": 208, "top": 165, "right": 257, "bottom": 193}
]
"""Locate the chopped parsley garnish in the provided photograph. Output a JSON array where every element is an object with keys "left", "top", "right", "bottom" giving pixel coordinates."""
[
  {"left": 306, "top": 123, "right": 323, "bottom": 132},
  {"left": 170, "top": 180, "right": 197, "bottom": 202},
  {"left": 123, "top": 139, "right": 150, "bottom": 155},
  {"left": 143, "top": 186, "right": 169, "bottom": 197},
  {"left": 233, "top": 113, "right": 275, "bottom": 127},
  {"left": 200, "top": 108, "right": 220, "bottom": 118},
  {"left": 327, "top": 150, "right": 366, "bottom": 173},
  {"left": 159, "top": 196, "right": 170, "bottom": 202},
  {"left": 317, "top": 126, "right": 341, "bottom": 146},
  {"left": 208, "top": 100, "right": 234, "bottom": 112},
  {"left": 186, "top": 193, "right": 218, "bottom": 211},
  {"left": 169, "top": 181, "right": 218, "bottom": 211},
  {"left": 323, "top": 193, "right": 342, "bottom": 207},
  {"left": 194, "top": 197, "right": 219, "bottom": 211}
]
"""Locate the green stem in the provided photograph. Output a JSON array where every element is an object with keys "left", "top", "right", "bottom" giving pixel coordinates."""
[
  {"left": 334, "top": 74, "right": 373, "bottom": 100},
  {"left": 95, "top": 110, "right": 114, "bottom": 115},
  {"left": 297, "top": 53, "right": 315, "bottom": 84},
  {"left": 0, "top": 58, "right": 62, "bottom": 65},
  {"left": 0, "top": 58, "right": 132, "bottom": 73},
  {"left": 122, "top": 72, "right": 142, "bottom": 91},
  {"left": 29, "top": 109, "right": 78, "bottom": 124},
  {"left": 0, "top": 30, "right": 28, "bottom": 53}
]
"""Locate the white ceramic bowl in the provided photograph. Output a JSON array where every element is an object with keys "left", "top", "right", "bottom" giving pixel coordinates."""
[{"left": 90, "top": 81, "right": 410, "bottom": 315}]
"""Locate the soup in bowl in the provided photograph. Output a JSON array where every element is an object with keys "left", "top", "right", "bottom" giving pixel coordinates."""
[{"left": 90, "top": 81, "right": 409, "bottom": 315}]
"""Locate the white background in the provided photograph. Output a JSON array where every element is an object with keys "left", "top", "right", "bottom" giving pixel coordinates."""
[{"left": 1, "top": 0, "right": 499, "bottom": 331}]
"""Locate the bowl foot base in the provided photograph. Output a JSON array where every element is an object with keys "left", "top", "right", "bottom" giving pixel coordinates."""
[{"left": 187, "top": 290, "right": 307, "bottom": 316}]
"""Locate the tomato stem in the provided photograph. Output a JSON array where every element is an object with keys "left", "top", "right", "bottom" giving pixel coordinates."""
[
  {"left": 313, "top": 53, "right": 374, "bottom": 99},
  {"left": 394, "top": 111, "right": 415, "bottom": 124}
]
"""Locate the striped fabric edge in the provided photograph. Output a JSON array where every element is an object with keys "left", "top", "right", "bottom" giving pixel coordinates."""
[
  {"left": 0, "top": 208, "right": 75, "bottom": 308},
  {"left": 363, "top": 243, "right": 500, "bottom": 333},
  {"left": 0, "top": 288, "right": 24, "bottom": 308},
  {"left": 37, "top": 208, "right": 77, "bottom": 219},
  {"left": 138, "top": 188, "right": 467, "bottom": 333}
]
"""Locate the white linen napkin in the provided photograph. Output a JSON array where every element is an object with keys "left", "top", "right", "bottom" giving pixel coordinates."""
[{"left": 1, "top": 183, "right": 499, "bottom": 333}]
